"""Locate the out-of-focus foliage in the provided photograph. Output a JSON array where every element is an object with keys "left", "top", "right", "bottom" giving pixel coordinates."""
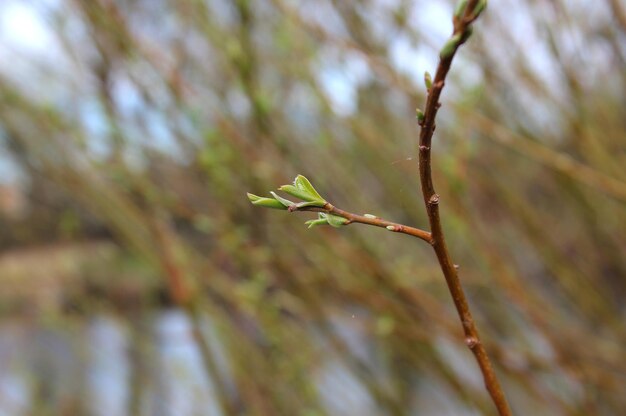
[{"left": 0, "top": 0, "right": 624, "bottom": 414}]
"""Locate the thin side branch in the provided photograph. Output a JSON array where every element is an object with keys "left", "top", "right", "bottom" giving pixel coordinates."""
[
  {"left": 417, "top": 2, "right": 513, "bottom": 416},
  {"left": 292, "top": 203, "right": 434, "bottom": 244}
]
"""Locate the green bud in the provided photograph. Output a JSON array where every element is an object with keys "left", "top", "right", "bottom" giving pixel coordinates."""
[
  {"left": 247, "top": 193, "right": 288, "bottom": 210},
  {"left": 424, "top": 71, "right": 432, "bottom": 90},
  {"left": 454, "top": 0, "right": 468, "bottom": 19},
  {"left": 439, "top": 33, "right": 462, "bottom": 59},
  {"left": 386, "top": 225, "right": 395, "bottom": 231},
  {"left": 416, "top": 108, "right": 425, "bottom": 122},
  {"left": 326, "top": 214, "right": 348, "bottom": 228},
  {"left": 473, "top": 0, "right": 487, "bottom": 17}
]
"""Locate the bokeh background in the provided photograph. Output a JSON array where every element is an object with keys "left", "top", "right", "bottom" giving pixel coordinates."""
[{"left": 0, "top": 0, "right": 625, "bottom": 415}]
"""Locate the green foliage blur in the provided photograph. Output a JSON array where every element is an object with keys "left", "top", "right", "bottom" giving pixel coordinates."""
[{"left": 0, "top": 0, "right": 624, "bottom": 414}]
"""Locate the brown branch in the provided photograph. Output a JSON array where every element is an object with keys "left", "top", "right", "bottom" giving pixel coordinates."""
[
  {"left": 292, "top": 203, "right": 434, "bottom": 244},
  {"left": 249, "top": 2, "right": 510, "bottom": 413},
  {"left": 417, "top": 3, "right": 513, "bottom": 416}
]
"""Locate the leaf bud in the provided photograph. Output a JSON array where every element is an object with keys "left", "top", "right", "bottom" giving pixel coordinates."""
[{"left": 424, "top": 71, "right": 432, "bottom": 90}]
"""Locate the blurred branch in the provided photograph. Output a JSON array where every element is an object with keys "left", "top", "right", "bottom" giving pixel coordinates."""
[
  {"left": 469, "top": 112, "right": 626, "bottom": 203},
  {"left": 607, "top": 0, "right": 626, "bottom": 31},
  {"left": 2, "top": 0, "right": 624, "bottom": 412}
]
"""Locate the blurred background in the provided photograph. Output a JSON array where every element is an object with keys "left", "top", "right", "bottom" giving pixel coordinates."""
[{"left": 0, "top": 0, "right": 625, "bottom": 415}]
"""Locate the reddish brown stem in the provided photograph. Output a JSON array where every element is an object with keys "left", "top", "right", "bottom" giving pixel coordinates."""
[
  {"left": 294, "top": 204, "right": 433, "bottom": 244},
  {"left": 417, "top": 3, "right": 513, "bottom": 416}
]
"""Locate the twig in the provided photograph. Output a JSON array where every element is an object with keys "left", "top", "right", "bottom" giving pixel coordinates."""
[
  {"left": 292, "top": 203, "right": 434, "bottom": 244},
  {"left": 417, "top": 2, "right": 512, "bottom": 415}
]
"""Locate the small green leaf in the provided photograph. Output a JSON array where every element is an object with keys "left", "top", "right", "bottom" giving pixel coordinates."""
[
  {"left": 304, "top": 218, "right": 329, "bottom": 228},
  {"left": 294, "top": 175, "right": 325, "bottom": 202},
  {"left": 252, "top": 198, "right": 288, "bottom": 210},
  {"left": 247, "top": 193, "right": 262, "bottom": 202},
  {"left": 247, "top": 193, "right": 287, "bottom": 210},
  {"left": 278, "top": 184, "right": 317, "bottom": 201},
  {"left": 326, "top": 214, "right": 348, "bottom": 228},
  {"left": 279, "top": 175, "right": 327, "bottom": 204},
  {"left": 294, "top": 200, "right": 327, "bottom": 208},
  {"left": 278, "top": 185, "right": 311, "bottom": 201},
  {"left": 270, "top": 191, "right": 295, "bottom": 208}
]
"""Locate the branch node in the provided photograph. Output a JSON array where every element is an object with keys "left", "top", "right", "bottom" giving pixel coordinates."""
[
  {"left": 454, "top": 264, "right": 460, "bottom": 270},
  {"left": 428, "top": 194, "right": 440, "bottom": 205},
  {"left": 465, "top": 336, "right": 480, "bottom": 349},
  {"left": 419, "top": 145, "right": 430, "bottom": 152}
]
